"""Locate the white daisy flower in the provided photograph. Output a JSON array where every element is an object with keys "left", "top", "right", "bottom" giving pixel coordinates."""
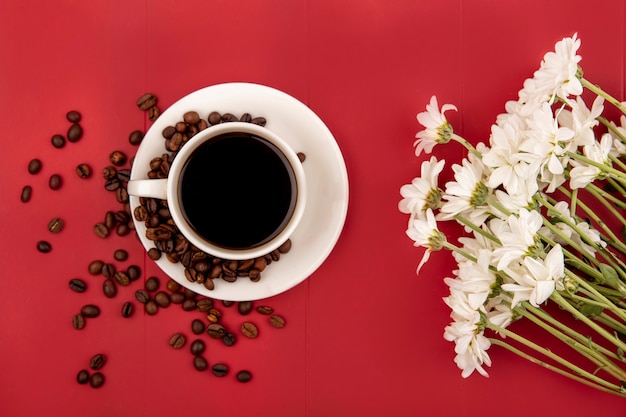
[
  {"left": 414, "top": 95, "right": 458, "bottom": 156},
  {"left": 558, "top": 95, "right": 604, "bottom": 148},
  {"left": 491, "top": 208, "right": 543, "bottom": 271},
  {"left": 398, "top": 156, "right": 445, "bottom": 217},
  {"left": 483, "top": 122, "right": 533, "bottom": 193},
  {"left": 532, "top": 33, "right": 583, "bottom": 102},
  {"left": 569, "top": 133, "right": 612, "bottom": 189},
  {"left": 406, "top": 208, "right": 446, "bottom": 272}
]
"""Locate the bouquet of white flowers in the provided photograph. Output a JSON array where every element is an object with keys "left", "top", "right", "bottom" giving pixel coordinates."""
[{"left": 399, "top": 34, "right": 626, "bottom": 397}]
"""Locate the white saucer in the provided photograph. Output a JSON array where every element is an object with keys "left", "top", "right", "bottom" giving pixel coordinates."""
[{"left": 129, "top": 82, "right": 349, "bottom": 301}]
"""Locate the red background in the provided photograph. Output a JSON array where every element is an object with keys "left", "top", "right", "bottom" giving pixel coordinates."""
[{"left": 1, "top": 0, "right": 625, "bottom": 416}]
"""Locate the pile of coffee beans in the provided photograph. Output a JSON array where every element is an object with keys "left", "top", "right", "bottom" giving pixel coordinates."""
[{"left": 76, "top": 353, "right": 107, "bottom": 388}]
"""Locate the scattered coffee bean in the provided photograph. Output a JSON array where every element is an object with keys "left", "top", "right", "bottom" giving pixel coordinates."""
[
  {"left": 102, "top": 166, "right": 117, "bottom": 180},
  {"left": 190, "top": 339, "right": 205, "bottom": 356},
  {"left": 72, "top": 314, "right": 85, "bottom": 330},
  {"left": 221, "top": 300, "right": 234, "bottom": 308},
  {"left": 269, "top": 314, "right": 286, "bottom": 328},
  {"left": 236, "top": 370, "right": 252, "bottom": 383},
  {"left": 145, "top": 276, "right": 160, "bottom": 292},
  {"left": 121, "top": 301, "right": 134, "bottom": 318},
  {"left": 66, "top": 110, "right": 81, "bottom": 123},
  {"left": 196, "top": 298, "right": 213, "bottom": 313},
  {"left": 241, "top": 322, "right": 258, "bottom": 339},
  {"left": 222, "top": 332, "right": 236, "bottom": 347},
  {"left": 88, "top": 260, "right": 104, "bottom": 275},
  {"left": 170, "top": 292, "right": 185, "bottom": 304},
  {"left": 20, "top": 185, "right": 32, "bottom": 203},
  {"left": 238, "top": 301, "right": 253, "bottom": 316},
  {"left": 193, "top": 356, "right": 208, "bottom": 371},
  {"left": 211, "top": 363, "right": 229, "bottom": 377},
  {"left": 49, "top": 174, "right": 63, "bottom": 190},
  {"left": 89, "top": 372, "right": 105, "bottom": 388},
  {"left": 221, "top": 113, "right": 238, "bottom": 122},
  {"left": 148, "top": 106, "right": 160, "bottom": 121},
  {"left": 145, "top": 300, "right": 158, "bottom": 315},
  {"left": 256, "top": 306, "right": 274, "bottom": 315},
  {"left": 48, "top": 218, "right": 64, "bottom": 233},
  {"left": 69, "top": 278, "right": 87, "bottom": 293},
  {"left": 183, "top": 111, "right": 200, "bottom": 124},
  {"left": 166, "top": 279, "right": 181, "bottom": 292},
  {"left": 278, "top": 239, "right": 292, "bottom": 254},
  {"left": 116, "top": 223, "right": 130, "bottom": 238},
  {"left": 89, "top": 353, "right": 106, "bottom": 370},
  {"left": 182, "top": 299, "right": 197, "bottom": 311},
  {"left": 104, "top": 178, "right": 120, "bottom": 191},
  {"left": 251, "top": 117, "right": 266, "bottom": 126},
  {"left": 113, "top": 249, "right": 128, "bottom": 261},
  {"left": 127, "top": 265, "right": 141, "bottom": 281},
  {"left": 76, "top": 163, "right": 91, "bottom": 179},
  {"left": 109, "top": 151, "right": 127, "bottom": 166},
  {"left": 169, "top": 333, "right": 186, "bottom": 349},
  {"left": 101, "top": 263, "right": 115, "bottom": 278},
  {"left": 114, "top": 271, "right": 130, "bottom": 287},
  {"left": 117, "top": 169, "right": 131, "bottom": 182},
  {"left": 148, "top": 248, "right": 161, "bottom": 260},
  {"left": 207, "top": 323, "right": 226, "bottom": 339},
  {"left": 28, "top": 159, "right": 42, "bottom": 174},
  {"left": 191, "top": 319, "right": 205, "bottom": 335},
  {"left": 51, "top": 134, "right": 66, "bottom": 148},
  {"left": 134, "top": 290, "right": 150, "bottom": 304},
  {"left": 36, "top": 240, "right": 52, "bottom": 253},
  {"left": 94, "top": 223, "right": 109, "bottom": 238},
  {"left": 104, "top": 211, "right": 116, "bottom": 229},
  {"left": 67, "top": 123, "right": 83, "bottom": 142},
  {"left": 297, "top": 152, "right": 306, "bottom": 162},
  {"left": 81, "top": 304, "right": 100, "bottom": 318},
  {"left": 137, "top": 93, "right": 157, "bottom": 111},
  {"left": 128, "top": 130, "right": 144, "bottom": 146},
  {"left": 154, "top": 291, "right": 170, "bottom": 308},
  {"left": 103, "top": 279, "right": 117, "bottom": 298},
  {"left": 76, "top": 369, "right": 90, "bottom": 384}
]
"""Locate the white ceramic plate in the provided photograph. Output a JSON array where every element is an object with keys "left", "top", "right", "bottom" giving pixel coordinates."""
[{"left": 129, "top": 82, "right": 349, "bottom": 301}]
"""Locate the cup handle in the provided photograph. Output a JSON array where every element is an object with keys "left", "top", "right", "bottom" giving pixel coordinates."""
[{"left": 127, "top": 179, "right": 168, "bottom": 199}]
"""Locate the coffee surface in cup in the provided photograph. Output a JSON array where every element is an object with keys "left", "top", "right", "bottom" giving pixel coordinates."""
[{"left": 179, "top": 132, "right": 297, "bottom": 249}]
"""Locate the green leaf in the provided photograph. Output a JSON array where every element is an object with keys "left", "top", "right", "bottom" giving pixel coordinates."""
[{"left": 578, "top": 303, "right": 604, "bottom": 317}]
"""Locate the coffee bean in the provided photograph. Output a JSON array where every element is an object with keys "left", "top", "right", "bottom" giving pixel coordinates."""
[
  {"left": 36, "top": 240, "right": 52, "bottom": 253},
  {"left": 190, "top": 339, "right": 205, "bottom": 356},
  {"left": 137, "top": 93, "right": 157, "bottom": 111},
  {"left": 47, "top": 218, "right": 64, "bottom": 233},
  {"left": 237, "top": 301, "right": 253, "bottom": 315},
  {"left": 127, "top": 265, "right": 141, "bottom": 281},
  {"left": 89, "top": 372, "right": 105, "bottom": 388},
  {"left": 170, "top": 292, "right": 185, "bottom": 304},
  {"left": 76, "top": 369, "right": 90, "bottom": 384},
  {"left": 28, "top": 159, "right": 42, "bottom": 174},
  {"left": 196, "top": 298, "right": 213, "bottom": 313},
  {"left": 101, "top": 263, "right": 115, "bottom": 278},
  {"left": 116, "top": 223, "right": 130, "bottom": 237},
  {"left": 88, "top": 260, "right": 104, "bottom": 275},
  {"left": 49, "top": 174, "right": 62, "bottom": 190},
  {"left": 109, "top": 151, "right": 127, "bottom": 166},
  {"left": 211, "top": 363, "right": 229, "bottom": 377},
  {"left": 240, "top": 112, "right": 252, "bottom": 123},
  {"left": 154, "top": 291, "right": 170, "bottom": 308},
  {"left": 191, "top": 319, "right": 205, "bottom": 335},
  {"left": 135, "top": 290, "right": 150, "bottom": 304},
  {"left": 51, "top": 134, "right": 66, "bottom": 148},
  {"left": 104, "top": 178, "right": 121, "bottom": 191},
  {"left": 251, "top": 117, "right": 266, "bottom": 126},
  {"left": 166, "top": 279, "right": 181, "bottom": 292},
  {"left": 148, "top": 106, "right": 160, "bottom": 121},
  {"left": 76, "top": 163, "right": 91, "bottom": 179},
  {"left": 269, "top": 314, "right": 286, "bottom": 328},
  {"left": 148, "top": 248, "right": 161, "bottom": 260},
  {"left": 103, "top": 279, "right": 117, "bottom": 298},
  {"left": 89, "top": 353, "right": 106, "bottom": 370},
  {"left": 182, "top": 299, "right": 197, "bottom": 312},
  {"left": 256, "top": 305, "right": 273, "bottom": 315},
  {"left": 69, "top": 278, "right": 87, "bottom": 293},
  {"left": 183, "top": 111, "right": 200, "bottom": 125},
  {"left": 104, "top": 211, "right": 116, "bottom": 230},
  {"left": 278, "top": 239, "right": 292, "bottom": 254},
  {"left": 236, "top": 370, "right": 252, "bottom": 383},
  {"left": 67, "top": 123, "right": 83, "bottom": 142},
  {"left": 241, "top": 322, "right": 258, "bottom": 339},
  {"left": 297, "top": 152, "right": 306, "bottom": 162},
  {"left": 81, "top": 304, "right": 100, "bottom": 318},
  {"left": 117, "top": 169, "right": 131, "bottom": 182},
  {"left": 169, "top": 333, "right": 186, "bottom": 349},
  {"left": 72, "top": 314, "right": 85, "bottom": 330},
  {"left": 221, "top": 113, "right": 238, "bottom": 123},
  {"left": 207, "top": 111, "right": 221, "bottom": 125},
  {"left": 102, "top": 166, "right": 117, "bottom": 180},
  {"left": 66, "top": 110, "right": 81, "bottom": 123},
  {"left": 121, "top": 301, "right": 134, "bottom": 318},
  {"left": 222, "top": 300, "right": 235, "bottom": 308},
  {"left": 222, "top": 332, "right": 236, "bottom": 347},
  {"left": 94, "top": 223, "right": 109, "bottom": 238},
  {"left": 206, "top": 323, "right": 226, "bottom": 339},
  {"left": 193, "top": 356, "right": 208, "bottom": 371},
  {"left": 145, "top": 276, "right": 160, "bottom": 292},
  {"left": 20, "top": 185, "right": 32, "bottom": 203},
  {"left": 113, "top": 249, "right": 128, "bottom": 261},
  {"left": 129, "top": 130, "right": 144, "bottom": 146},
  {"left": 145, "top": 300, "right": 158, "bottom": 315}
]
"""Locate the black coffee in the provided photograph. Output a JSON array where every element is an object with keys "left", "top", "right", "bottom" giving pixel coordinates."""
[{"left": 179, "top": 132, "right": 297, "bottom": 250}]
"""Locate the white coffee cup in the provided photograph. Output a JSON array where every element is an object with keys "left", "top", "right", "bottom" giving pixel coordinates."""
[{"left": 127, "top": 122, "right": 307, "bottom": 260}]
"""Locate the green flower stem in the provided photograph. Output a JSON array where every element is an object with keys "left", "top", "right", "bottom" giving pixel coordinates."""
[
  {"left": 585, "top": 182, "right": 626, "bottom": 209},
  {"left": 607, "top": 177, "right": 626, "bottom": 198},
  {"left": 488, "top": 338, "right": 626, "bottom": 397},
  {"left": 450, "top": 133, "right": 482, "bottom": 159},
  {"left": 552, "top": 291, "right": 626, "bottom": 353},
  {"left": 487, "top": 322, "right": 623, "bottom": 393},
  {"left": 564, "top": 270, "right": 626, "bottom": 322},
  {"left": 454, "top": 214, "right": 501, "bottom": 245},
  {"left": 597, "top": 115, "right": 626, "bottom": 144},
  {"left": 609, "top": 153, "right": 626, "bottom": 173},
  {"left": 581, "top": 78, "right": 626, "bottom": 115},
  {"left": 595, "top": 312, "right": 626, "bottom": 337},
  {"left": 442, "top": 242, "right": 477, "bottom": 263},
  {"left": 566, "top": 151, "right": 626, "bottom": 187}
]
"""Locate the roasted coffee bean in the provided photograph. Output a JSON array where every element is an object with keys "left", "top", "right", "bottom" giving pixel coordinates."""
[
  {"left": 270, "top": 314, "right": 286, "bottom": 328},
  {"left": 69, "top": 278, "right": 87, "bottom": 293},
  {"left": 72, "top": 314, "right": 85, "bottom": 330},
  {"left": 169, "top": 333, "right": 186, "bottom": 349},
  {"left": 66, "top": 110, "right": 81, "bottom": 123},
  {"left": 88, "top": 260, "right": 104, "bottom": 275},
  {"left": 47, "top": 218, "right": 63, "bottom": 233},
  {"left": 241, "top": 322, "right": 258, "bottom": 339},
  {"left": 182, "top": 299, "right": 197, "bottom": 312},
  {"left": 248, "top": 269, "right": 261, "bottom": 282},
  {"left": 115, "top": 187, "right": 128, "bottom": 204},
  {"left": 222, "top": 332, "right": 236, "bottom": 347},
  {"left": 196, "top": 298, "right": 213, "bottom": 313},
  {"left": 67, "top": 123, "right": 83, "bottom": 142},
  {"left": 90, "top": 372, "right": 105, "bottom": 388},
  {"left": 101, "top": 263, "right": 115, "bottom": 278},
  {"left": 191, "top": 319, "right": 205, "bottom": 335},
  {"left": 145, "top": 300, "right": 158, "bottom": 315},
  {"left": 104, "top": 178, "right": 121, "bottom": 191},
  {"left": 145, "top": 277, "right": 160, "bottom": 292},
  {"left": 237, "top": 301, "right": 253, "bottom": 316},
  {"left": 51, "top": 134, "right": 66, "bottom": 148},
  {"left": 49, "top": 174, "right": 62, "bottom": 190},
  {"left": 36, "top": 240, "right": 52, "bottom": 253},
  {"left": 109, "top": 151, "right": 127, "bottom": 166},
  {"left": 256, "top": 305, "right": 274, "bottom": 315},
  {"left": 137, "top": 93, "right": 157, "bottom": 110},
  {"left": 203, "top": 278, "right": 215, "bottom": 291},
  {"left": 114, "top": 271, "right": 130, "bottom": 287},
  {"left": 190, "top": 339, "right": 205, "bottom": 356},
  {"left": 222, "top": 300, "right": 235, "bottom": 308},
  {"left": 127, "top": 265, "right": 141, "bottom": 281},
  {"left": 193, "top": 356, "right": 208, "bottom": 371},
  {"left": 211, "top": 363, "right": 229, "bottom": 377},
  {"left": 170, "top": 292, "right": 185, "bottom": 304},
  {"left": 236, "top": 370, "right": 252, "bottom": 383},
  {"left": 129, "top": 130, "right": 144, "bottom": 145},
  {"left": 154, "top": 291, "right": 170, "bottom": 308},
  {"left": 147, "top": 248, "right": 161, "bottom": 260},
  {"left": 75, "top": 163, "right": 91, "bottom": 178},
  {"left": 113, "top": 249, "right": 128, "bottom": 261},
  {"left": 166, "top": 279, "right": 181, "bottom": 293},
  {"left": 253, "top": 257, "right": 267, "bottom": 271},
  {"left": 81, "top": 304, "right": 100, "bottom": 318},
  {"left": 297, "top": 152, "right": 306, "bottom": 162},
  {"left": 135, "top": 290, "right": 150, "bottom": 304},
  {"left": 251, "top": 117, "right": 266, "bottom": 126},
  {"left": 221, "top": 113, "right": 238, "bottom": 123},
  {"left": 240, "top": 112, "right": 252, "bottom": 123},
  {"left": 94, "top": 223, "right": 109, "bottom": 238},
  {"left": 207, "top": 111, "right": 222, "bottom": 125},
  {"left": 162, "top": 125, "right": 176, "bottom": 139},
  {"left": 117, "top": 169, "right": 131, "bottom": 182},
  {"left": 121, "top": 301, "right": 134, "bottom": 318},
  {"left": 103, "top": 279, "right": 117, "bottom": 298},
  {"left": 183, "top": 111, "right": 200, "bottom": 124},
  {"left": 20, "top": 185, "right": 32, "bottom": 203},
  {"left": 114, "top": 210, "right": 129, "bottom": 223},
  {"left": 116, "top": 223, "right": 130, "bottom": 237},
  {"left": 148, "top": 106, "right": 160, "bottom": 121},
  {"left": 102, "top": 166, "right": 117, "bottom": 180},
  {"left": 28, "top": 159, "right": 42, "bottom": 174},
  {"left": 89, "top": 353, "right": 106, "bottom": 370},
  {"left": 76, "top": 369, "right": 90, "bottom": 384},
  {"left": 278, "top": 239, "right": 292, "bottom": 254},
  {"left": 104, "top": 211, "right": 116, "bottom": 230}
]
